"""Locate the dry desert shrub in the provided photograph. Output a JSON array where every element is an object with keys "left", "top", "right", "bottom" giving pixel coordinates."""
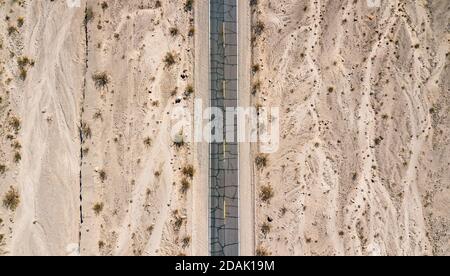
[
  {"left": 17, "top": 56, "right": 31, "bottom": 68},
  {"left": 14, "top": 152, "right": 21, "bottom": 163},
  {"left": 17, "top": 56, "right": 34, "bottom": 81},
  {"left": 256, "top": 246, "right": 270, "bottom": 256},
  {"left": 12, "top": 141, "right": 21, "bottom": 150},
  {"left": 255, "top": 154, "right": 268, "bottom": 169},
  {"left": 164, "top": 52, "right": 176, "bottom": 67},
  {"left": 172, "top": 211, "right": 185, "bottom": 232},
  {"left": 250, "top": 0, "right": 258, "bottom": 6},
  {"left": 9, "top": 116, "right": 21, "bottom": 132},
  {"left": 280, "top": 206, "right": 288, "bottom": 216},
  {"left": 92, "top": 72, "right": 109, "bottom": 89},
  {"left": 143, "top": 137, "right": 152, "bottom": 147},
  {"left": 17, "top": 17, "right": 24, "bottom": 27},
  {"left": 184, "top": 0, "right": 193, "bottom": 12},
  {"left": 182, "top": 165, "right": 195, "bottom": 179},
  {"left": 180, "top": 178, "right": 191, "bottom": 194},
  {"left": 261, "top": 222, "right": 271, "bottom": 236},
  {"left": 93, "top": 202, "right": 104, "bottom": 215},
  {"left": 7, "top": 26, "right": 18, "bottom": 36},
  {"left": 184, "top": 84, "right": 194, "bottom": 97},
  {"left": 81, "top": 122, "right": 92, "bottom": 140},
  {"left": 98, "top": 170, "right": 107, "bottom": 182},
  {"left": 100, "top": 1, "right": 108, "bottom": 11},
  {"left": 252, "top": 64, "right": 261, "bottom": 73},
  {"left": 182, "top": 236, "right": 191, "bottom": 249},
  {"left": 173, "top": 132, "right": 186, "bottom": 148},
  {"left": 260, "top": 185, "right": 274, "bottom": 203},
  {"left": 169, "top": 27, "right": 179, "bottom": 37},
  {"left": 188, "top": 27, "right": 195, "bottom": 37},
  {"left": 19, "top": 68, "right": 27, "bottom": 81},
  {"left": 0, "top": 164, "right": 6, "bottom": 175},
  {"left": 147, "top": 225, "right": 154, "bottom": 235},
  {"left": 3, "top": 187, "right": 20, "bottom": 211},
  {"left": 253, "top": 21, "right": 265, "bottom": 36},
  {"left": 93, "top": 110, "right": 102, "bottom": 120},
  {"left": 252, "top": 81, "right": 261, "bottom": 95}
]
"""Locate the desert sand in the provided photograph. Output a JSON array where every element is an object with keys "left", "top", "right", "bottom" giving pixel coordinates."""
[
  {"left": 251, "top": 0, "right": 449, "bottom": 256},
  {"left": 0, "top": 0, "right": 448, "bottom": 257},
  {"left": 0, "top": 0, "right": 198, "bottom": 256}
]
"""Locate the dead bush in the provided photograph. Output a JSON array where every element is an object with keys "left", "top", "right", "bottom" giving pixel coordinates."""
[{"left": 3, "top": 187, "right": 20, "bottom": 211}]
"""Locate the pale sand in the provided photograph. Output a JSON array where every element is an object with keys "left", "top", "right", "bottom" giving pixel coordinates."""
[
  {"left": 252, "top": 0, "right": 449, "bottom": 256},
  {"left": 80, "top": 0, "right": 195, "bottom": 257},
  {"left": 0, "top": 0, "right": 85, "bottom": 255},
  {"left": 0, "top": 0, "right": 199, "bottom": 256},
  {"left": 193, "top": 0, "right": 209, "bottom": 256},
  {"left": 0, "top": 0, "right": 448, "bottom": 257},
  {"left": 238, "top": 0, "right": 255, "bottom": 256}
]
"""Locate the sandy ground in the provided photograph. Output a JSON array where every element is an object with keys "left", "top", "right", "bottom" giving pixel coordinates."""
[
  {"left": 238, "top": 0, "right": 254, "bottom": 256},
  {"left": 193, "top": 0, "right": 209, "bottom": 256},
  {"left": 0, "top": 0, "right": 448, "bottom": 257},
  {"left": 0, "top": 0, "right": 198, "bottom": 256},
  {"left": 80, "top": 0, "right": 195, "bottom": 257},
  {"left": 252, "top": 0, "right": 449, "bottom": 256},
  {"left": 0, "top": 0, "right": 84, "bottom": 255}
]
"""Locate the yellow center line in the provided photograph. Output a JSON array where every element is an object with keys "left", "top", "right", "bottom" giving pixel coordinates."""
[
  {"left": 223, "top": 142, "right": 227, "bottom": 159},
  {"left": 222, "top": 22, "right": 226, "bottom": 48},
  {"left": 224, "top": 199, "right": 227, "bottom": 223},
  {"left": 223, "top": 80, "right": 226, "bottom": 98}
]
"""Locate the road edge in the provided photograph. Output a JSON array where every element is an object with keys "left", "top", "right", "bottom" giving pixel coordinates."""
[
  {"left": 192, "top": 0, "right": 210, "bottom": 256},
  {"left": 238, "top": 0, "right": 254, "bottom": 256}
]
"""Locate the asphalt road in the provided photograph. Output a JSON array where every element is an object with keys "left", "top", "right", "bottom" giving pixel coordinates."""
[{"left": 209, "top": 0, "right": 239, "bottom": 256}]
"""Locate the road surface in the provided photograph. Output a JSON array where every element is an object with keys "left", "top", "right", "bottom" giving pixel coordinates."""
[{"left": 209, "top": 0, "right": 239, "bottom": 256}]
